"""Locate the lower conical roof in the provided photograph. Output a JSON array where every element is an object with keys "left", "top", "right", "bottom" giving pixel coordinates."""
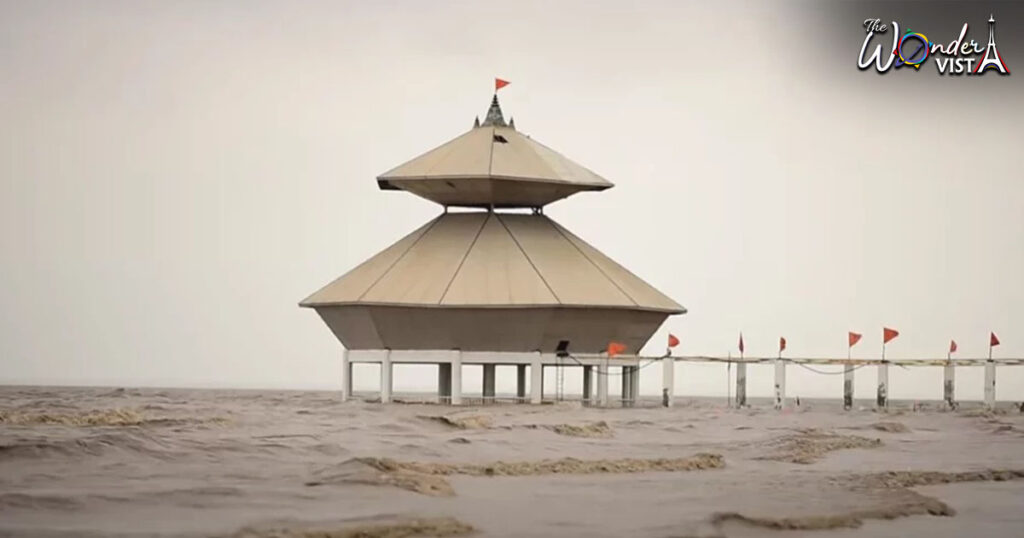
[{"left": 300, "top": 212, "right": 684, "bottom": 313}]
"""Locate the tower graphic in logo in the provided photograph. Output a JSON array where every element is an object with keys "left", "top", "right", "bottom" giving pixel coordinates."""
[{"left": 973, "top": 14, "right": 1010, "bottom": 75}]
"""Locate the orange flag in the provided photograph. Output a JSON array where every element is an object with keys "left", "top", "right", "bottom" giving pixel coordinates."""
[
  {"left": 607, "top": 341, "right": 627, "bottom": 357},
  {"left": 949, "top": 340, "right": 957, "bottom": 353},
  {"left": 990, "top": 332, "right": 1000, "bottom": 347},
  {"left": 779, "top": 337, "right": 787, "bottom": 353},
  {"left": 668, "top": 334, "right": 680, "bottom": 348},
  {"left": 495, "top": 78, "right": 510, "bottom": 91},
  {"left": 848, "top": 332, "right": 862, "bottom": 347},
  {"left": 738, "top": 333, "right": 745, "bottom": 354},
  {"left": 883, "top": 327, "right": 899, "bottom": 344}
]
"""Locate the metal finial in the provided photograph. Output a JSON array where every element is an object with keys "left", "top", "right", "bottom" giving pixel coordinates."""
[
  {"left": 481, "top": 94, "right": 506, "bottom": 127},
  {"left": 508, "top": 116, "right": 515, "bottom": 129},
  {"left": 473, "top": 116, "right": 480, "bottom": 128}
]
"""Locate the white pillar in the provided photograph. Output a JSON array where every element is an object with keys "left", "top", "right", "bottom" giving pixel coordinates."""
[
  {"left": 438, "top": 363, "right": 452, "bottom": 404},
  {"left": 626, "top": 364, "right": 634, "bottom": 401},
  {"left": 482, "top": 364, "right": 496, "bottom": 402},
  {"left": 582, "top": 366, "right": 593, "bottom": 405},
  {"left": 516, "top": 364, "right": 527, "bottom": 401},
  {"left": 597, "top": 360, "right": 609, "bottom": 407},
  {"left": 877, "top": 361, "right": 889, "bottom": 409},
  {"left": 450, "top": 351, "right": 462, "bottom": 405},
  {"left": 662, "top": 358, "right": 675, "bottom": 407},
  {"left": 380, "top": 350, "right": 392, "bottom": 404},
  {"left": 984, "top": 360, "right": 996, "bottom": 409},
  {"left": 735, "top": 361, "right": 747, "bottom": 408},
  {"left": 774, "top": 359, "right": 786, "bottom": 410},
  {"left": 943, "top": 362, "right": 955, "bottom": 410},
  {"left": 341, "top": 348, "right": 351, "bottom": 402},
  {"left": 530, "top": 353, "right": 542, "bottom": 404},
  {"left": 843, "top": 363, "right": 854, "bottom": 410},
  {"left": 620, "top": 366, "right": 630, "bottom": 405}
]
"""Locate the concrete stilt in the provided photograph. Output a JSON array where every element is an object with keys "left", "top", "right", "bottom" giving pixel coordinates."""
[
  {"left": 626, "top": 364, "right": 634, "bottom": 401},
  {"left": 984, "top": 360, "right": 996, "bottom": 409},
  {"left": 774, "top": 359, "right": 786, "bottom": 410},
  {"left": 380, "top": 350, "right": 392, "bottom": 404},
  {"left": 621, "top": 366, "right": 634, "bottom": 407},
  {"left": 438, "top": 363, "right": 452, "bottom": 403},
  {"left": 662, "top": 358, "right": 675, "bottom": 407},
  {"left": 482, "top": 364, "right": 496, "bottom": 403},
  {"left": 843, "top": 363, "right": 854, "bottom": 410},
  {"left": 582, "top": 366, "right": 593, "bottom": 405},
  {"left": 450, "top": 351, "right": 463, "bottom": 405},
  {"left": 597, "top": 361, "right": 609, "bottom": 407},
  {"left": 735, "top": 361, "right": 747, "bottom": 408},
  {"left": 516, "top": 364, "right": 527, "bottom": 401},
  {"left": 877, "top": 361, "right": 889, "bottom": 409},
  {"left": 943, "top": 362, "right": 956, "bottom": 410},
  {"left": 530, "top": 353, "right": 542, "bottom": 404},
  {"left": 341, "top": 348, "right": 351, "bottom": 402}
]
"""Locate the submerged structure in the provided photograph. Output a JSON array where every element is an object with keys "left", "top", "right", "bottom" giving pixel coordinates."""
[{"left": 301, "top": 92, "right": 684, "bottom": 404}]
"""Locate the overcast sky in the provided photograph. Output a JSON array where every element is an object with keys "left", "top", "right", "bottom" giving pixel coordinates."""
[{"left": 2, "top": 0, "right": 1022, "bottom": 400}]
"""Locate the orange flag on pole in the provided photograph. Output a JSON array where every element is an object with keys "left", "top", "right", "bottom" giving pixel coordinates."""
[
  {"left": 848, "top": 332, "right": 862, "bottom": 347},
  {"left": 949, "top": 340, "right": 957, "bottom": 354},
  {"left": 990, "top": 332, "right": 1000, "bottom": 347},
  {"left": 495, "top": 78, "right": 510, "bottom": 91},
  {"left": 883, "top": 327, "right": 899, "bottom": 344},
  {"left": 738, "top": 333, "right": 745, "bottom": 354},
  {"left": 607, "top": 341, "right": 627, "bottom": 357},
  {"left": 668, "top": 334, "right": 680, "bottom": 348},
  {"left": 779, "top": 337, "right": 787, "bottom": 353}
]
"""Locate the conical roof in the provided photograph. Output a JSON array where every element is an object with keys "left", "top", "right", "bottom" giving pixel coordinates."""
[
  {"left": 301, "top": 212, "right": 684, "bottom": 314},
  {"left": 376, "top": 96, "right": 613, "bottom": 208}
]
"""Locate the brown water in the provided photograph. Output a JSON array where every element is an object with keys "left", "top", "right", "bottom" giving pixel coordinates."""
[{"left": 1, "top": 386, "right": 1023, "bottom": 537}]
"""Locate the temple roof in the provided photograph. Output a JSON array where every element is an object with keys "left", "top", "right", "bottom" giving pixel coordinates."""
[
  {"left": 376, "top": 95, "right": 613, "bottom": 208},
  {"left": 300, "top": 212, "right": 684, "bottom": 314}
]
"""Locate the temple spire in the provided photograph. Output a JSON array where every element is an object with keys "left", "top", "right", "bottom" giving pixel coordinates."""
[{"left": 481, "top": 94, "right": 506, "bottom": 127}]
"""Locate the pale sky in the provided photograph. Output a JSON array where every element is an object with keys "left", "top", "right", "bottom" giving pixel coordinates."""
[{"left": 2, "top": 1, "right": 1022, "bottom": 400}]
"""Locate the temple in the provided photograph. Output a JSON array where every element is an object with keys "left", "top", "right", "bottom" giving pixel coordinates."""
[{"left": 301, "top": 92, "right": 684, "bottom": 404}]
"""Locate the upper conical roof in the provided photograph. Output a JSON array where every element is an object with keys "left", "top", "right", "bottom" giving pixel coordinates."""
[
  {"left": 301, "top": 212, "right": 684, "bottom": 313},
  {"left": 376, "top": 95, "right": 613, "bottom": 208}
]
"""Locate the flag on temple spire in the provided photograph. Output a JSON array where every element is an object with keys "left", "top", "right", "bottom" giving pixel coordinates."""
[
  {"left": 779, "top": 337, "right": 787, "bottom": 353},
  {"left": 607, "top": 341, "right": 627, "bottom": 357},
  {"left": 949, "top": 340, "right": 958, "bottom": 354},
  {"left": 883, "top": 327, "right": 899, "bottom": 344},
  {"left": 848, "top": 331, "right": 862, "bottom": 347},
  {"left": 668, "top": 334, "right": 680, "bottom": 348},
  {"left": 495, "top": 78, "right": 510, "bottom": 91},
  {"left": 991, "top": 332, "right": 1000, "bottom": 347},
  {"left": 738, "top": 333, "right": 745, "bottom": 354}
]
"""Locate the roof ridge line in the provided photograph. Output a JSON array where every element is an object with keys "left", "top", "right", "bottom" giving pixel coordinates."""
[
  {"left": 438, "top": 212, "right": 489, "bottom": 305},
  {"left": 356, "top": 215, "right": 442, "bottom": 301},
  {"left": 487, "top": 126, "right": 496, "bottom": 176},
  {"left": 548, "top": 217, "right": 639, "bottom": 307},
  {"left": 495, "top": 213, "right": 562, "bottom": 304}
]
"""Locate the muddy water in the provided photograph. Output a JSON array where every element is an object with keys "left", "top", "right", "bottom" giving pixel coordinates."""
[{"left": 1, "top": 386, "right": 1023, "bottom": 537}]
